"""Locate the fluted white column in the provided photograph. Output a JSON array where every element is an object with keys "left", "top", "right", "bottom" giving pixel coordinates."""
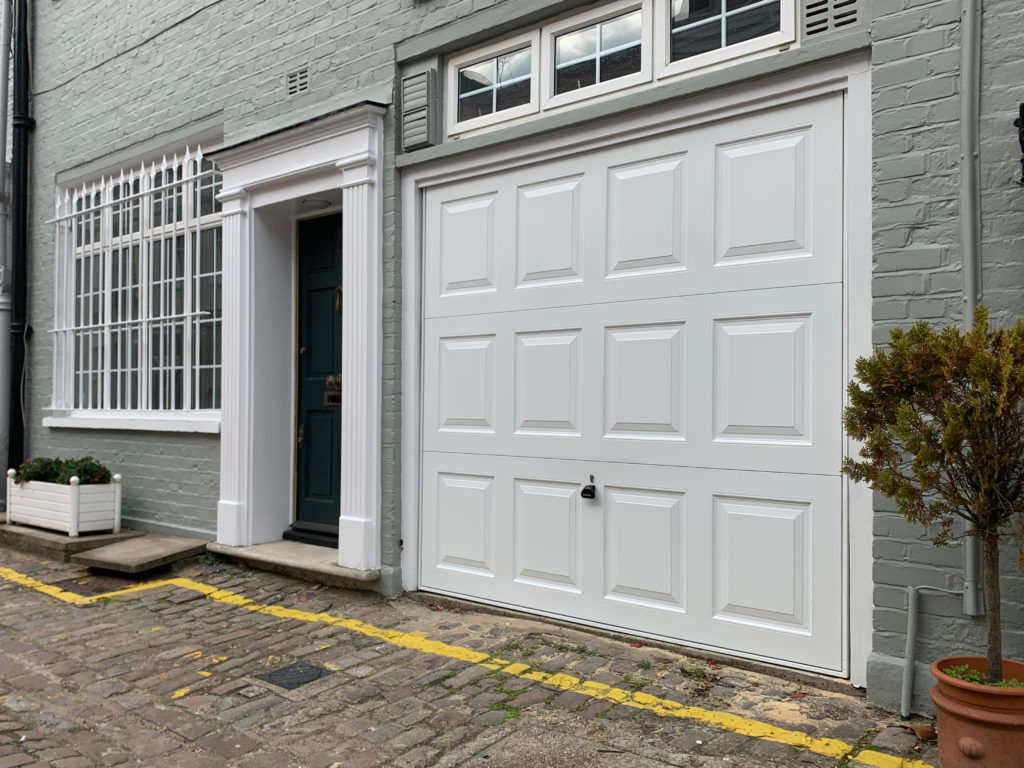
[
  {"left": 216, "top": 188, "right": 251, "bottom": 546},
  {"left": 337, "top": 147, "right": 382, "bottom": 572}
]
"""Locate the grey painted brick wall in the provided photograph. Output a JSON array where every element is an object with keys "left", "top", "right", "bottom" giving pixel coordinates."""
[
  {"left": 24, "top": 0, "right": 511, "bottom": 542},
  {"left": 25, "top": 0, "right": 1024, "bottom": 715},
  {"left": 868, "top": 0, "right": 1024, "bottom": 714}
]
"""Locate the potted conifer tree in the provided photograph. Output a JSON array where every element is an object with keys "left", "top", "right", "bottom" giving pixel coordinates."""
[{"left": 842, "top": 307, "right": 1024, "bottom": 767}]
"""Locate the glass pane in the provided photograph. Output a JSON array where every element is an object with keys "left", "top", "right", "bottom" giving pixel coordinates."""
[
  {"left": 556, "top": 26, "right": 597, "bottom": 65},
  {"left": 601, "top": 11, "right": 642, "bottom": 50},
  {"left": 672, "top": 0, "right": 721, "bottom": 27},
  {"left": 199, "top": 369, "right": 215, "bottom": 410},
  {"left": 495, "top": 79, "right": 531, "bottom": 112},
  {"left": 599, "top": 44, "right": 641, "bottom": 82},
  {"left": 555, "top": 58, "right": 597, "bottom": 94},
  {"left": 458, "top": 90, "right": 494, "bottom": 122},
  {"left": 726, "top": 1, "right": 780, "bottom": 44},
  {"left": 200, "top": 276, "right": 215, "bottom": 315},
  {"left": 199, "top": 322, "right": 215, "bottom": 365},
  {"left": 458, "top": 59, "right": 494, "bottom": 95},
  {"left": 670, "top": 22, "right": 722, "bottom": 61},
  {"left": 496, "top": 48, "right": 531, "bottom": 83}
]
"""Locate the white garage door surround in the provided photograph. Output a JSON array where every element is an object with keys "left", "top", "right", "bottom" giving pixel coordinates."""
[{"left": 402, "top": 58, "right": 873, "bottom": 680}]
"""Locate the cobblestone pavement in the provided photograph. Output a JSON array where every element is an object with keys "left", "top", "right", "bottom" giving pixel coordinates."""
[{"left": 0, "top": 547, "right": 937, "bottom": 768}]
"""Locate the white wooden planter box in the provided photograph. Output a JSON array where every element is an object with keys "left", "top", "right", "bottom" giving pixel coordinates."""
[{"left": 6, "top": 470, "right": 122, "bottom": 536}]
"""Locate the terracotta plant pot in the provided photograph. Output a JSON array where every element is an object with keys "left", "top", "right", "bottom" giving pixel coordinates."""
[{"left": 930, "top": 656, "right": 1024, "bottom": 767}]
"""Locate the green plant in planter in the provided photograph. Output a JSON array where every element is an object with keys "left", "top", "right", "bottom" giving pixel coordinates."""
[
  {"left": 14, "top": 456, "right": 112, "bottom": 486},
  {"left": 842, "top": 306, "right": 1024, "bottom": 684}
]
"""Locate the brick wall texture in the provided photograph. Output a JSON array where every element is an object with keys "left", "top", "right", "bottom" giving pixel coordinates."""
[
  {"left": 868, "top": 0, "right": 1024, "bottom": 712},
  {"left": 20, "top": 0, "right": 1024, "bottom": 712},
  {"left": 24, "top": 0, "right": 508, "bottom": 540}
]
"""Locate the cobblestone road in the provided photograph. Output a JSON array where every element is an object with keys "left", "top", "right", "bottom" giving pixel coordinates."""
[{"left": 0, "top": 548, "right": 936, "bottom": 768}]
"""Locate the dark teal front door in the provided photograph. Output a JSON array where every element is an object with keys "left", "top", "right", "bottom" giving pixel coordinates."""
[{"left": 290, "top": 213, "right": 343, "bottom": 545}]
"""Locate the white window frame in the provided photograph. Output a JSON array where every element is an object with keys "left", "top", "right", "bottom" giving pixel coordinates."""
[
  {"left": 447, "top": 31, "right": 540, "bottom": 136},
  {"left": 541, "top": 0, "right": 654, "bottom": 111},
  {"left": 443, "top": 0, "right": 797, "bottom": 137},
  {"left": 44, "top": 147, "right": 224, "bottom": 434},
  {"left": 654, "top": 0, "right": 796, "bottom": 80}
]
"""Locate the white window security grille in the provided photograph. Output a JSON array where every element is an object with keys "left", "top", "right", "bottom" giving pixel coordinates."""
[{"left": 51, "top": 146, "right": 223, "bottom": 416}]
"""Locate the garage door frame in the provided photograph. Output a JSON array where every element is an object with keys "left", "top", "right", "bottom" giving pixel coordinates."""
[{"left": 401, "top": 52, "right": 873, "bottom": 684}]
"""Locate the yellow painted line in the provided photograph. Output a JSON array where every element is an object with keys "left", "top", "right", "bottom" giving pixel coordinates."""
[{"left": 0, "top": 566, "right": 934, "bottom": 768}]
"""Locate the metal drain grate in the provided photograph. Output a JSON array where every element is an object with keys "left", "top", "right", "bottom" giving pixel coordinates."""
[{"left": 256, "top": 661, "right": 331, "bottom": 691}]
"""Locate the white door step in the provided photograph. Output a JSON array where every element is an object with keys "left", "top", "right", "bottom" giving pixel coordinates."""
[{"left": 71, "top": 535, "right": 207, "bottom": 573}]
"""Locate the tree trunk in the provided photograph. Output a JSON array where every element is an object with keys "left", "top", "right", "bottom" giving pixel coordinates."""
[{"left": 983, "top": 530, "right": 1003, "bottom": 683}]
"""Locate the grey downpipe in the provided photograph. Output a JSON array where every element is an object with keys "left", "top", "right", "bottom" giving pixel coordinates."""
[
  {"left": 901, "top": 0, "right": 986, "bottom": 719},
  {"left": 901, "top": 586, "right": 965, "bottom": 718},
  {"left": 959, "top": 0, "right": 985, "bottom": 619}
]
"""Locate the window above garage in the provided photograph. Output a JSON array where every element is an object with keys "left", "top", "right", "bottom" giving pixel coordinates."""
[{"left": 445, "top": 0, "right": 795, "bottom": 137}]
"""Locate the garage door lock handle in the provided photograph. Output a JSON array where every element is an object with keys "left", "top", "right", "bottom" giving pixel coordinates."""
[{"left": 581, "top": 484, "right": 596, "bottom": 499}]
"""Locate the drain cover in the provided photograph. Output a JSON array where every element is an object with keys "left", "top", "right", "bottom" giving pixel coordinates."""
[{"left": 256, "top": 662, "right": 331, "bottom": 691}]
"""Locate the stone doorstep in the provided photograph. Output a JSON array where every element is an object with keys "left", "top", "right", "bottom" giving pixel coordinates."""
[
  {"left": 207, "top": 540, "right": 380, "bottom": 591},
  {"left": 0, "top": 521, "right": 145, "bottom": 562},
  {"left": 70, "top": 535, "right": 208, "bottom": 574}
]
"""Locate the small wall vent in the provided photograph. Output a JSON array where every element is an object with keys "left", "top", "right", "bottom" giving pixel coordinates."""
[
  {"left": 287, "top": 68, "right": 310, "bottom": 96},
  {"left": 804, "top": 0, "right": 859, "bottom": 37},
  {"left": 401, "top": 70, "right": 441, "bottom": 152}
]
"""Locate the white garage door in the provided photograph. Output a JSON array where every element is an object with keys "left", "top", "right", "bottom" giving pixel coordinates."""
[{"left": 419, "top": 94, "right": 846, "bottom": 674}]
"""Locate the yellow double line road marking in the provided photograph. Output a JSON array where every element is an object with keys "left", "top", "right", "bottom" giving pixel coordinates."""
[{"left": 0, "top": 566, "right": 932, "bottom": 768}]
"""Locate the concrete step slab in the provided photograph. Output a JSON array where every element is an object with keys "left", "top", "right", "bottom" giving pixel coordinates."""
[
  {"left": 0, "top": 522, "right": 145, "bottom": 562},
  {"left": 207, "top": 540, "right": 379, "bottom": 591},
  {"left": 71, "top": 534, "right": 207, "bottom": 573}
]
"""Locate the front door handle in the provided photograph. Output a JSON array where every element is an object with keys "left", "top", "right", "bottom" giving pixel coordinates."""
[
  {"left": 326, "top": 374, "right": 341, "bottom": 391},
  {"left": 297, "top": 423, "right": 304, "bottom": 448}
]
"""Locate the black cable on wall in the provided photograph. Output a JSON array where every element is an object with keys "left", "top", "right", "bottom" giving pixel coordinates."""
[{"left": 7, "top": 0, "right": 33, "bottom": 471}]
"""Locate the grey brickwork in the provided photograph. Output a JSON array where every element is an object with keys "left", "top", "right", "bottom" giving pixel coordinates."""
[
  {"left": 24, "top": 0, "right": 518, "bottom": 541},
  {"left": 867, "top": 0, "right": 1024, "bottom": 713},
  {"left": 21, "top": 0, "right": 1024, "bottom": 714}
]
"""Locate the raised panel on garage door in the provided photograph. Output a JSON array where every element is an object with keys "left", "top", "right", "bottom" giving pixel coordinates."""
[
  {"left": 422, "top": 94, "right": 843, "bottom": 321},
  {"left": 423, "top": 284, "right": 842, "bottom": 476},
  {"left": 420, "top": 92, "right": 847, "bottom": 676},
  {"left": 421, "top": 452, "right": 843, "bottom": 673}
]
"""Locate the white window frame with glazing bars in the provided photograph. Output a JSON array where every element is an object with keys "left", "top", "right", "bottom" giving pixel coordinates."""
[
  {"left": 445, "top": 0, "right": 796, "bottom": 137},
  {"left": 44, "top": 146, "right": 224, "bottom": 434}
]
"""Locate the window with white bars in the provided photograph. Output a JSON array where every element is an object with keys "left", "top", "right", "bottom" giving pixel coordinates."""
[{"left": 52, "top": 147, "right": 223, "bottom": 418}]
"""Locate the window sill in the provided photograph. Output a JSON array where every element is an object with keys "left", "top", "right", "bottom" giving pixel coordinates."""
[{"left": 42, "top": 411, "right": 221, "bottom": 434}]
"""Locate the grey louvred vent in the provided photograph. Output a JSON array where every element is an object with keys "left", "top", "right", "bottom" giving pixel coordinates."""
[
  {"left": 402, "top": 70, "right": 440, "bottom": 151},
  {"left": 804, "top": 0, "right": 859, "bottom": 37},
  {"left": 287, "top": 68, "right": 310, "bottom": 96}
]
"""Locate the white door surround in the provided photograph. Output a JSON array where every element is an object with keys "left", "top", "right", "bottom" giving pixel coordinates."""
[
  {"left": 402, "top": 55, "right": 874, "bottom": 682},
  {"left": 212, "top": 105, "right": 386, "bottom": 574}
]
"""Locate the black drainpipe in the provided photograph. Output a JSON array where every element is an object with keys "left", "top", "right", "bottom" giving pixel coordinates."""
[{"left": 7, "top": 0, "right": 32, "bottom": 471}]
